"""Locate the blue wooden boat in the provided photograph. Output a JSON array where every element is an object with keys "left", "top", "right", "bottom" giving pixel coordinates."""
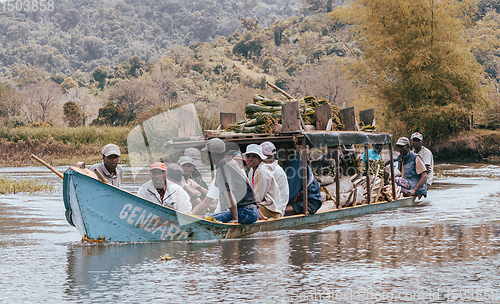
[{"left": 63, "top": 129, "right": 418, "bottom": 242}]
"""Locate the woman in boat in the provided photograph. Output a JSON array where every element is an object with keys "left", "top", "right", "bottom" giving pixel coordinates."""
[
  {"left": 202, "top": 138, "right": 259, "bottom": 224},
  {"left": 278, "top": 144, "right": 323, "bottom": 216},
  {"left": 244, "top": 144, "right": 283, "bottom": 220}
]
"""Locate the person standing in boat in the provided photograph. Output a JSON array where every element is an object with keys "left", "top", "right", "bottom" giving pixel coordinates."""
[
  {"left": 279, "top": 144, "right": 323, "bottom": 216},
  {"left": 202, "top": 138, "right": 259, "bottom": 224},
  {"left": 244, "top": 144, "right": 283, "bottom": 220},
  {"left": 260, "top": 141, "right": 289, "bottom": 216},
  {"left": 89, "top": 144, "right": 123, "bottom": 187},
  {"left": 410, "top": 132, "right": 434, "bottom": 187},
  {"left": 137, "top": 162, "right": 192, "bottom": 213},
  {"left": 395, "top": 137, "right": 428, "bottom": 198}
]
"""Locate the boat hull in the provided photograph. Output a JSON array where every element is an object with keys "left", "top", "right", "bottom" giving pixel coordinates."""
[{"left": 63, "top": 169, "right": 416, "bottom": 242}]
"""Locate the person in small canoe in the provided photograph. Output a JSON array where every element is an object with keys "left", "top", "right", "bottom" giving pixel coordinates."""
[
  {"left": 177, "top": 156, "right": 208, "bottom": 208},
  {"left": 361, "top": 143, "right": 384, "bottom": 164},
  {"left": 260, "top": 141, "right": 289, "bottom": 216},
  {"left": 182, "top": 148, "right": 208, "bottom": 190},
  {"left": 89, "top": 144, "right": 123, "bottom": 187},
  {"left": 395, "top": 137, "right": 428, "bottom": 198},
  {"left": 202, "top": 138, "right": 259, "bottom": 224},
  {"left": 410, "top": 132, "right": 434, "bottom": 187},
  {"left": 244, "top": 144, "right": 282, "bottom": 220},
  {"left": 137, "top": 162, "right": 192, "bottom": 213}
]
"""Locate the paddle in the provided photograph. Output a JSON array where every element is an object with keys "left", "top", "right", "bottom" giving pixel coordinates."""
[{"left": 31, "top": 154, "right": 63, "bottom": 179}]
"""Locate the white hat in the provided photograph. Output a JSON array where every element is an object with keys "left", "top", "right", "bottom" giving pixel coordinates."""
[
  {"left": 243, "top": 144, "right": 267, "bottom": 160},
  {"left": 178, "top": 155, "right": 195, "bottom": 166},
  {"left": 260, "top": 141, "right": 276, "bottom": 156},
  {"left": 184, "top": 147, "right": 203, "bottom": 167},
  {"left": 102, "top": 144, "right": 120, "bottom": 157},
  {"left": 411, "top": 132, "right": 423, "bottom": 141},
  {"left": 201, "top": 138, "right": 226, "bottom": 154},
  {"left": 395, "top": 137, "right": 410, "bottom": 146}
]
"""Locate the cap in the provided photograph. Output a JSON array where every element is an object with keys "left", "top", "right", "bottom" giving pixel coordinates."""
[
  {"left": 166, "top": 163, "right": 184, "bottom": 184},
  {"left": 201, "top": 138, "right": 226, "bottom": 154},
  {"left": 395, "top": 137, "right": 410, "bottom": 146},
  {"left": 261, "top": 141, "right": 276, "bottom": 156},
  {"left": 184, "top": 147, "right": 203, "bottom": 167},
  {"left": 411, "top": 132, "right": 423, "bottom": 141},
  {"left": 150, "top": 161, "right": 167, "bottom": 172},
  {"left": 178, "top": 155, "right": 195, "bottom": 166},
  {"left": 243, "top": 144, "right": 267, "bottom": 160},
  {"left": 102, "top": 144, "right": 120, "bottom": 157}
]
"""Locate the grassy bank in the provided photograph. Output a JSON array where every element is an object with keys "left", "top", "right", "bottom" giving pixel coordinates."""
[
  {"left": 0, "top": 126, "right": 130, "bottom": 167},
  {"left": 431, "top": 129, "right": 500, "bottom": 162},
  {"left": 0, "top": 175, "right": 55, "bottom": 194}
]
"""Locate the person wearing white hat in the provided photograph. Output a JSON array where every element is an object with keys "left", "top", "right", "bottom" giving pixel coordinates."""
[
  {"left": 395, "top": 137, "right": 428, "bottom": 198},
  {"left": 411, "top": 132, "right": 434, "bottom": 186},
  {"left": 89, "top": 143, "right": 123, "bottom": 187},
  {"left": 260, "top": 141, "right": 289, "bottom": 217},
  {"left": 244, "top": 144, "right": 282, "bottom": 220}
]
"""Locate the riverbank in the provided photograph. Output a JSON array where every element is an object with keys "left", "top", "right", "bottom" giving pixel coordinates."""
[
  {"left": 0, "top": 126, "right": 130, "bottom": 167},
  {"left": 431, "top": 129, "right": 500, "bottom": 162}
]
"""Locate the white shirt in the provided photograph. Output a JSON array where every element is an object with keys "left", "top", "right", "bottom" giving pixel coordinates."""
[
  {"left": 248, "top": 162, "right": 283, "bottom": 215},
  {"left": 415, "top": 146, "right": 434, "bottom": 186},
  {"left": 137, "top": 180, "right": 192, "bottom": 213},
  {"left": 263, "top": 160, "right": 289, "bottom": 215},
  {"left": 89, "top": 162, "right": 123, "bottom": 187}
]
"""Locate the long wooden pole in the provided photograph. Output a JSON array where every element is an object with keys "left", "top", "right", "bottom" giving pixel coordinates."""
[
  {"left": 365, "top": 144, "right": 371, "bottom": 204},
  {"left": 266, "top": 81, "right": 294, "bottom": 100},
  {"left": 301, "top": 136, "right": 309, "bottom": 215},
  {"left": 389, "top": 143, "right": 397, "bottom": 201},
  {"left": 335, "top": 146, "right": 341, "bottom": 209},
  {"left": 31, "top": 154, "right": 63, "bottom": 179}
]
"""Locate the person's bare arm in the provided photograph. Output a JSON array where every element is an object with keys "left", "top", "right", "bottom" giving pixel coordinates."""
[
  {"left": 405, "top": 171, "right": 428, "bottom": 197},
  {"left": 191, "top": 197, "right": 214, "bottom": 215}
]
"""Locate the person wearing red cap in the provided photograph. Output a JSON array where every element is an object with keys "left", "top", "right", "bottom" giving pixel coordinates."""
[
  {"left": 137, "top": 162, "right": 192, "bottom": 213},
  {"left": 89, "top": 143, "right": 123, "bottom": 187}
]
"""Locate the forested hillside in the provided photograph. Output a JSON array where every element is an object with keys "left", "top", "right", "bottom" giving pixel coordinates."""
[{"left": 0, "top": 0, "right": 299, "bottom": 76}]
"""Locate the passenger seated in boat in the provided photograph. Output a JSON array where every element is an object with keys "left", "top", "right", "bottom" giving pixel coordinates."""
[
  {"left": 362, "top": 143, "right": 384, "bottom": 164},
  {"left": 89, "top": 144, "right": 123, "bottom": 187},
  {"left": 262, "top": 141, "right": 289, "bottom": 214},
  {"left": 244, "top": 144, "right": 283, "bottom": 220},
  {"left": 177, "top": 156, "right": 208, "bottom": 208},
  {"left": 394, "top": 137, "right": 428, "bottom": 198},
  {"left": 137, "top": 162, "right": 192, "bottom": 213},
  {"left": 202, "top": 138, "right": 259, "bottom": 224},
  {"left": 279, "top": 145, "right": 323, "bottom": 216},
  {"left": 182, "top": 148, "right": 208, "bottom": 189}
]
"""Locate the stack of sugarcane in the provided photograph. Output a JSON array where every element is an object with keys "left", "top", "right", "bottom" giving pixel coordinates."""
[{"left": 225, "top": 94, "right": 343, "bottom": 134}]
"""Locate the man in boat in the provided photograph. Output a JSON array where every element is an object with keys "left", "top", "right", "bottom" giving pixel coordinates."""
[
  {"left": 411, "top": 132, "right": 434, "bottom": 187},
  {"left": 183, "top": 148, "right": 208, "bottom": 189},
  {"left": 244, "top": 144, "right": 283, "bottom": 220},
  {"left": 177, "top": 156, "right": 208, "bottom": 208},
  {"left": 89, "top": 143, "right": 123, "bottom": 187},
  {"left": 395, "top": 137, "right": 428, "bottom": 198},
  {"left": 137, "top": 162, "right": 192, "bottom": 213},
  {"left": 279, "top": 144, "right": 323, "bottom": 216},
  {"left": 362, "top": 143, "right": 384, "bottom": 164},
  {"left": 261, "top": 141, "right": 289, "bottom": 216},
  {"left": 202, "top": 138, "right": 259, "bottom": 224}
]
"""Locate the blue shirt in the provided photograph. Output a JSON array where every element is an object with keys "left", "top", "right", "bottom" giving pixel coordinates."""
[{"left": 362, "top": 149, "right": 381, "bottom": 164}]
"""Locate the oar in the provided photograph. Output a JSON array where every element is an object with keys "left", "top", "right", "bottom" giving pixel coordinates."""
[{"left": 31, "top": 154, "right": 63, "bottom": 179}]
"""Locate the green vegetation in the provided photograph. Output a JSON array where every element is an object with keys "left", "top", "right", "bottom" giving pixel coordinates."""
[{"left": 0, "top": 175, "right": 55, "bottom": 194}]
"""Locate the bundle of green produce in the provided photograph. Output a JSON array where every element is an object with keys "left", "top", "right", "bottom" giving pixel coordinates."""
[
  {"left": 362, "top": 159, "right": 386, "bottom": 180},
  {"left": 225, "top": 114, "right": 278, "bottom": 134}
]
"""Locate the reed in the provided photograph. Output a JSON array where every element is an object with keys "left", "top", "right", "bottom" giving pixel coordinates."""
[{"left": 0, "top": 175, "right": 55, "bottom": 194}]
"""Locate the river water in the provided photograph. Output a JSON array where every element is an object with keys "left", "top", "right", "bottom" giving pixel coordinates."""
[{"left": 1, "top": 163, "right": 500, "bottom": 303}]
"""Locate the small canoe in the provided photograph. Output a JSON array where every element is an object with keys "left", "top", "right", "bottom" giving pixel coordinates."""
[{"left": 63, "top": 168, "right": 416, "bottom": 242}]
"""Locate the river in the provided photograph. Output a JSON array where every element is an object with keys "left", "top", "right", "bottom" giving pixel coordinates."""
[{"left": 1, "top": 163, "right": 499, "bottom": 303}]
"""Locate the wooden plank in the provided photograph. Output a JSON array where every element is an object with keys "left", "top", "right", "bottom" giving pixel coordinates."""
[
  {"left": 315, "top": 104, "right": 332, "bottom": 130},
  {"left": 281, "top": 102, "right": 302, "bottom": 132},
  {"left": 220, "top": 113, "right": 236, "bottom": 130},
  {"left": 359, "top": 108, "right": 375, "bottom": 126},
  {"left": 178, "top": 107, "right": 196, "bottom": 137},
  {"left": 339, "top": 107, "right": 358, "bottom": 131},
  {"left": 365, "top": 144, "right": 371, "bottom": 204}
]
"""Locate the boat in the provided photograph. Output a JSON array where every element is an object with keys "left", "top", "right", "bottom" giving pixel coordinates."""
[{"left": 62, "top": 130, "right": 418, "bottom": 242}]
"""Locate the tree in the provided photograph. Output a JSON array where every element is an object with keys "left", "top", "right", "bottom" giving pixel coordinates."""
[
  {"left": 333, "top": 0, "right": 487, "bottom": 141},
  {"left": 91, "top": 102, "right": 125, "bottom": 126},
  {"left": 63, "top": 101, "right": 84, "bottom": 127},
  {"left": 61, "top": 76, "right": 79, "bottom": 93},
  {"left": 21, "top": 82, "right": 63, "bottom": 123},
  {"left": 93, "top": 65, "right": 109, "bottom": 89}
]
